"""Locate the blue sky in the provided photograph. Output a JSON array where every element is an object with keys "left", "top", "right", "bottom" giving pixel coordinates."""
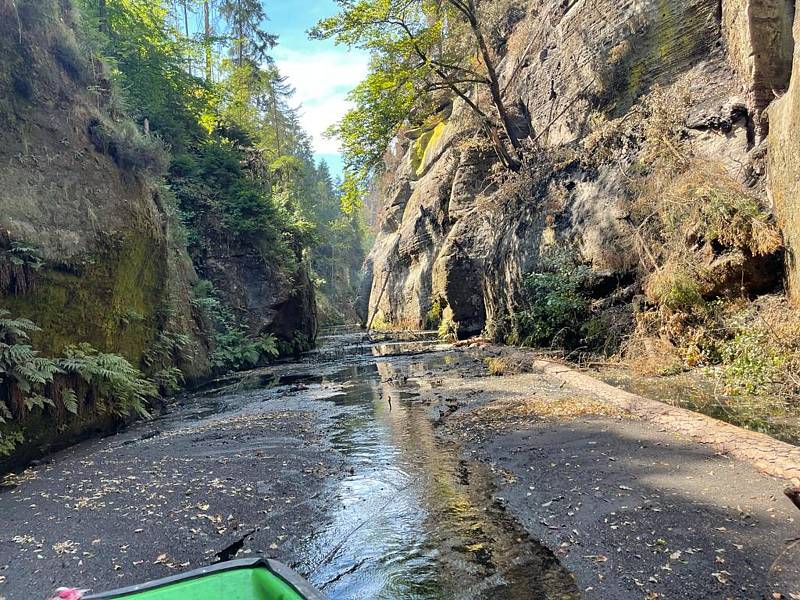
[{"left": 266, "top": 0, "right": 369, "bottom": 175}]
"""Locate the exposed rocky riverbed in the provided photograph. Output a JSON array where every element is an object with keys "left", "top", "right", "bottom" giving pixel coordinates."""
[{"left": 1, "top": 331, "right": 798, "bottom": 599}]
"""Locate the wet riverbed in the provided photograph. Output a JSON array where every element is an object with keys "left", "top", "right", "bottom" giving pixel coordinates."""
[
  {"left": 0, "top": 330, "right": 577, "bottom": 599},
  {"left": 290, "top": 342, "right": 575, "bottom": 597}
]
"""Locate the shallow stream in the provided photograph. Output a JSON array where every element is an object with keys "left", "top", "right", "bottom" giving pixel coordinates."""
[{"left": 226, "top": 330, "right": 577, "bottom": 598}]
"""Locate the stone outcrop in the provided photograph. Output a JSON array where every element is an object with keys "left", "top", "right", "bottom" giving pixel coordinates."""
[
  {"left": 362, "top": 0, "right": 797, "bottom": 335},
  {"left": 204, "top": 240, "right": 318, "bottom": 347},
  {"left": 769, "top": 4, "right": 800, "bottom": 303},
  {"left": 0, "top": 3, "right": 176, "bottom": 363}
]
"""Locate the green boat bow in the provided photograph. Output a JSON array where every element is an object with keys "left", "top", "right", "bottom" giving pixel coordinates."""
[{"left": 84, "top": 558, "right": 324, "bottom": 600}]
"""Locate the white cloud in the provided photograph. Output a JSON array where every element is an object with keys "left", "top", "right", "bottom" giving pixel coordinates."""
[{"left": 275, "top": 48, "right": 369, "bottom": 157}]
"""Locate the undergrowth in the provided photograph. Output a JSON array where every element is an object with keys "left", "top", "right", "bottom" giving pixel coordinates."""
[
  {"left": 191, "top": 280, "right": 279, "bottom": 372},
  {"left": 579, "top": 80, "right": 794, "bottom": 427},
  {"left": 0, "top": 309, "right": 159, "bottom": 457},
  {"left": 506, "top": 247, "right": 593, "bottom": 350}
]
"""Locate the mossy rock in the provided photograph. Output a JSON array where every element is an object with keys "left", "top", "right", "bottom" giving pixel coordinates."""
[
  {"left": 1, "top": 230, "right": 168, "bottom": 365},
  {"left": 411, "top": 121, "right": 448, "bottom": 177}
]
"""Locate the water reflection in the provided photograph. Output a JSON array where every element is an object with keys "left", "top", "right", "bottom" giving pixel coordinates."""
[{"left": 290, "top": 336, "right": 578, "bottom": 599}]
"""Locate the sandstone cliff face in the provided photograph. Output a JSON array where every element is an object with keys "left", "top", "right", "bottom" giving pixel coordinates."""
[
  {"left": 202, "top": 237, "right": 318, "bottom": 349},
  {"left": 360, "top": 0, "right": 797, "bottom": 336},
  {"left": 0, "top": 2, "right": 176, "bottom": 363},
  {"left": 769, "top": 5, "right": 800, "bottom": 302}
]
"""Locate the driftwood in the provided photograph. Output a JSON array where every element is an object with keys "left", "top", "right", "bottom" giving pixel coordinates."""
[{"left": 453, "top": 337, "right": 491, "bottom": 347}]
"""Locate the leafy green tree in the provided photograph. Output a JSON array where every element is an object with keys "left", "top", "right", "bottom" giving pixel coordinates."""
[
  {"left": 77, "top": 0, "right": 364, "bottom": 352},
  {"left": 79, "top": 0, "right": 214, "bottom": 153},
  {"left": 312, "top": 0, "right": 524, "bottom": 194}
]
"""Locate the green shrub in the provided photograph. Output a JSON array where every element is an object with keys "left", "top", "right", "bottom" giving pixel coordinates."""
[
  {"left": 718, "top": 329, "right": 784, "bottom": 397},
  {"left": 425, "top": 299, "right": 444, "bottom": 330},
  {"left": 0, "top": 307, "right": 187, "bottom": 456},
  {"left": 714, "top": 299, "right": 800, "bottom": 404},
  {"left": 0, "top": 241, "right": 43, "bottom": 295},
  {"left": 275, "top": 332, "right": 313, "bottom": 357},
  {"left": 508, "top": 248, "right": 592, "bottom": 349},
  {"left": 0, "top": 427, "right": 24, "bottom": 457},
  {"left": 89, "top": 118, "right": 170, "bottom": 176},
  {"left": 0, "top": 310, "right": 60, "bottom": 456},
  {"left": 59, "top": 343, "right": 156, "bottom": 418},
  {"left": 645, "top": 266, "right": 705, "bottom": 312},
  {"left": 438, "top": 315, "right": 457, "bottom": 341},
  {"left": 192, "top": 280, "right": 280, "bottom": 372}
]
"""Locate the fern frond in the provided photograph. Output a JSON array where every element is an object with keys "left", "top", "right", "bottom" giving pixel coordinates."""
[{"left": 61, "top": 388, "right": 79, "bottom": 415}]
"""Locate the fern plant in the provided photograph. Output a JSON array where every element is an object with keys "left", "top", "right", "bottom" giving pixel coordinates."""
[
  {"left": 0, "top": 242, "right": 44, "bottom": 294},
  {"left": 193, "top": 279, "right": 280, "bottom": 373},
  {"left": 0, "top": 309, "right": 60, "bottom": 456},
  {"left": 0, "top": 310, "right": 60, "bottom": 414},
  {"left": 210, "top": 328, "right": 279, "bottom": 372},
  {"left": 143, "top": 330, "right": 191, "bottom": 395},
  {"left": 59, "top": 343, "right": 156, "bottom": 418}
]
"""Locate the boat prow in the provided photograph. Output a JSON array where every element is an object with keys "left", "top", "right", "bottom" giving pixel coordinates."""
[{"left": 84, "top": 558, "right": 324, "bottom": 600}]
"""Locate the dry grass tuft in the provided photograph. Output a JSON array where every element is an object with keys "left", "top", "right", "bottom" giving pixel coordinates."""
[
  {"left": 484, "top": 355, "right": 531, "bottom": 376},
  {"left": 624, "top": 336, "right": 686, "bottom": 376},
  {"left": 478, "top": 394, "right": 627, "bottom": 420}
]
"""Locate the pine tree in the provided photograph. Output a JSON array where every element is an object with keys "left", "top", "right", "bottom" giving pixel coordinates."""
[{"left": 218, "top": 0, "right": 276, "bottom": 67}]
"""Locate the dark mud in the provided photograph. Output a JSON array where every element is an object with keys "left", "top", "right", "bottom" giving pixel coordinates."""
[{"left": 0, "top": 332, "right": 577, "bottom": 599}]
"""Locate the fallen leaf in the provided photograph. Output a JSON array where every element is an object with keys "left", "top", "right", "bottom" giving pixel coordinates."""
[{"left": 712, "top": 571, "right": 730, "bottom": 584}]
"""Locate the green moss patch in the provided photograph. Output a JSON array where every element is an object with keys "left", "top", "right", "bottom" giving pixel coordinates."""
[{"left": 2, "top": 231, "right": 168, "bottom": 365}]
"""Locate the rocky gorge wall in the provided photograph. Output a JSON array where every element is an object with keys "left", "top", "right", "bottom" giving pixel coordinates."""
[
  {"left": 0, "top": 2, "right": 178, "bottom": 364},
  {"left": 0, "top": 1, "right": 316, "bottom": 365},
  {"left": 0, "top": 0, "right": 316, "bottom": 461},
  {"left": 359, "top": 0, "right": 798, "bottom": 338},
  {"left": 770, "top": 3, "right": 800, "bottom": 302}
]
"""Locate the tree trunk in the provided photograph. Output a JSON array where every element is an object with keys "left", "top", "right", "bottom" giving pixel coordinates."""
[
  {"left": 237, "top": 0, "right": 243, "bottom": 67},
  {"left": 473, "top": 23, "right": 521, "bottom": 149},
  {"left": 183, "top": 1, "right": 192, "bottom": 75},
  {"left": 98, "top": 0, "right": 108, "bottom": 33},
  {"left": 204, "top": 1, "right": 213, "bottom": 81},
  {"left": 182, "top": 1, "right": 190, "bottom": 38},
  {"left": 460, "top": 0, "right": 522, "bottom": 168}
]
